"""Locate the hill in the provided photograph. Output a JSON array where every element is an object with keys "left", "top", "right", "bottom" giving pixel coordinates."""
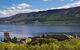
[{"left": 0, "top": 7, "right": 80, "bottom": 25}]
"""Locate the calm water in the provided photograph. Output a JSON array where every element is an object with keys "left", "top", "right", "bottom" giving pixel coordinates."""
[{"left": 0, "top": 25, "right": 80, "bottom": 41}]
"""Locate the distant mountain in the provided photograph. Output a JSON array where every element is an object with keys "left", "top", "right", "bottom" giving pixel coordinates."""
[{"left": 0, "top": 6, "right": 80, "bottom": 25}]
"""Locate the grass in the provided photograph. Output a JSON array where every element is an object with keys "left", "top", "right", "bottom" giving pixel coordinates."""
[{"left": 0, "top": 38, "right": 80, "bottom": 50}]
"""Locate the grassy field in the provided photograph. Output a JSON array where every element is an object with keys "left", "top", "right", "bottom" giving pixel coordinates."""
[{"left": 0, "top": 38, "right": 80, "bottom": 50}]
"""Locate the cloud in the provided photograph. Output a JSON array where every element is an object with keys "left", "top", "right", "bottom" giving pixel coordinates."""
[
  {"left": 43, "top": 0, "right": 49, "bottom": 1},
  {"left": 61, "top": 0, "right": 74, "bottom": 1},
  {"left": 43, "top": 0, "right": 74, "bottom": 2},
  {"left": 43, "top": 0, "right": 52, "bottom": 2},
  {"left": 61, "top": 0, "right": 65, "bottom": 1},
  {"left": 0, "top": 0, "right": 80, "bottom": 17},
  {"left": 0, "top": 3, "right": 41, "bottom": 17},
  {"left": 50, "top": 0, "right": 80, "bottom": 9},
  {"left": 15, "top": 3, "right": 31, "bottom": 9}
]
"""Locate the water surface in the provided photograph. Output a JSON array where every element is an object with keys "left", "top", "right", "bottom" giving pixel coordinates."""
[{"left": 0, "top": 25, "right": 80, "bottom": 38}]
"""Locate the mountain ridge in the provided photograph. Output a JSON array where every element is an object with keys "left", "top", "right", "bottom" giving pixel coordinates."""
[{"left": 0, "top": 6, "right": 80, "bottom": 25}]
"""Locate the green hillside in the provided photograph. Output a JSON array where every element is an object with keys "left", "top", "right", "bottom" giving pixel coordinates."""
[{"left": 0, "top": 7, "right": 80, "bottom": 25}]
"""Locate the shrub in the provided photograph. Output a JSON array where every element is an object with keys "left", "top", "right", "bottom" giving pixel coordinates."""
[{"left": 0, "top": 38, "right": 80, "bottom": 50}]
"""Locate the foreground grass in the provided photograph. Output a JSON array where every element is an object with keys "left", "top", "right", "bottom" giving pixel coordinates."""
[{"left": 0, "top": 38, "right": 80, "bottom": 50}]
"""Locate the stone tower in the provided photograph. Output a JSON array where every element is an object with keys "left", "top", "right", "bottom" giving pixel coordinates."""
[{"left": 3, "top": 32, "right": 11, "bottom": 42}]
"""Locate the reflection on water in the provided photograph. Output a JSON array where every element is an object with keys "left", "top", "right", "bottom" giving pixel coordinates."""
[
  {"left": 0, "top": 25, "right": 80, "bottom": 38},
  {"left": 0, "top": 25, "right": 80, "bottom": 33},
  {"left": 0, "top": 25, "right": 80, "bottom": 41}
]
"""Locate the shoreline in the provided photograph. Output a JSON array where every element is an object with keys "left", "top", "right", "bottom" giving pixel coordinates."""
[{"left": 1, "top": 24, "right": 80, "bottom": 26}]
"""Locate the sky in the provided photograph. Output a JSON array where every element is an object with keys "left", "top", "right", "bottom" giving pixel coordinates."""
[{"left": 0, "top": 0, "right": 80, "bottom": 17}]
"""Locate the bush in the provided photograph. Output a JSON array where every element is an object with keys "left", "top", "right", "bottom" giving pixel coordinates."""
[{"left": 0, "top": 38, "right": 80, "bottom": 50}]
